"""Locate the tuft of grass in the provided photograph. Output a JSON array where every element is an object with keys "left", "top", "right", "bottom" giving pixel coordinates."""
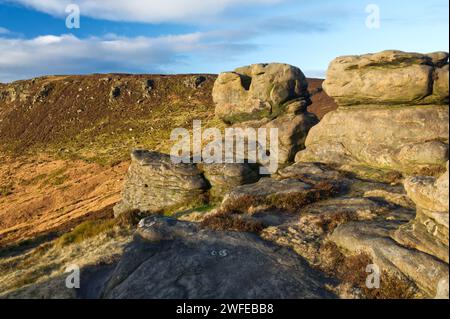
[
  {"left": 0, "top": 184, "right": 14, "bottom": 197},
  {"left": 55, "top": 219, "right": 118, "bottom": 247},
  {"left": 362, "top": 272, "right": 418, "bottom": 299},
  {"left": 318, "top": 242, "right": 418, "bottom": 299},
  {"left": 12, "top": 264, "right": 56, "bottom": 290},
  {"left": 20, "top": 173, "right": 48, "bottom": 186},
  {"left": 21, "top": 168, "right": 69, "bottom": 187},
  {"left": 192, "top": 203, "right": 217, "bottom": 213},
  {"left": 0, "top": 234, "right": 55, "bottom": 260},
  {"left": 161, "top": 193, "right": 210, "bottom": 217},
  {"left": 411, "top": 165, "right": 447, "bottom": 178},
  {"left": 343, "top": 165, "right": 403, "bottom": 184},
  {"left": 314, "top": 211, "right": 358, "bottom": 234},
  {"left": 55, "top": 207, "right": 148, "bottom": 248},
  {"left": 41, "top": 168, "right": 69, "bottom": 186}
]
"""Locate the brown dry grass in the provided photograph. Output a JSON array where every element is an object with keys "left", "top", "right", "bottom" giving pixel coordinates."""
[
  {"left": 0, "top": 156, "right": 128, "bottom": 246},
  {"left": 319, "top": 242, "right": 417, "bottom": 299},
  {"left": 201, "top": 212, "right": 265, "bottom": 234},
  {"left": 222, "top": 182, "right": 339, "bottom": 214},
  {"left": 411, "top": 165, "right": 447, "bottom": 178}
]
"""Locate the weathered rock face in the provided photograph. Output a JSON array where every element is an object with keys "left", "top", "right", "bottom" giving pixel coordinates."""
[
  {"left": 101, "top": 216, "right": 336, "bottom": 299},
  {"left": 296, "top": 50, "right": 449, "bottom": 175},
  {"left": 213, "top": 63, "right": 319, "bottom": 164},
  {"left": 213, "top": 63, "right": 309, "bottom": 123},
  {"left": 114, "top": 151, "right": 262, "bottom": 217},
  {"left": 393, "top": 163, "right": 449, "bottom": 263},
  {"left": 263, "top": 112, "right": 319, "bottom": 164},
  {"left": 308, "top": 163, "right": 450, "bottom": 298},
  {"left": 296, "top": 105, "right": 449, "bottom": 174},
  {"left": 292, "top": 51, "right": 450, "bottom": 297},
  {"left": 323, "top": 50, "right": 449, "bottom": 106},
  {"left": 113, "top": 150, "right": 209, "bottom": 217},
  {"left": 237, "top": 158, "right": 449, "bottom": 298},
  {"left": 404, "top": 163, "right": 449, "bottom": 213}
]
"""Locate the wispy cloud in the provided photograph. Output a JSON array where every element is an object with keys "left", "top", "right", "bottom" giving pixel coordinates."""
[
  {"left": 4, "top": 0, "right": 283, "bottom": 23},
  {"left": 0, "top": 27, "right": 10, "bottom": 34}
]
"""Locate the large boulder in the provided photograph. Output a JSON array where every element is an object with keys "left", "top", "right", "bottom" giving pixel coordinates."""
[
  {"left": 296, "top": 105, "right": 449, "bottom": 174},
  {"left": 113, "top": 150, "right": 209, "bottom": 217},
  {"left": 323, "top": 50, "right": 449, "bottom": 106},
  {"left": 213, "top": 63, "right": 319, "bottom": 165},
  {"left": 434, "top": 64, "right": 450, "bottom": 103},
  {"left": 101, "top": 216, "right": 335, "bottom": 299},
  {"left": 296, "top": 50, "right": 449, "bottom": 176},
  {"left": 213, "top": 63, "right": 309, "bottom": 123},
  {"left": 114, "top": 151, "right": 264, "bottom": 216}
]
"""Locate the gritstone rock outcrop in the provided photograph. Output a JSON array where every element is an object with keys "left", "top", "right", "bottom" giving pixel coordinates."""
[
  {"left": 296, "top": 50, "right": 449, "bottom": 176},
  {"left": 113, "top": 150, "right": 260, "bottom": 217},
  {"left": 213, "top": 63, "right": 319, "bottom": 164},
  {"left": 113, "top": 150, "right": 209, "bottom": 217}
]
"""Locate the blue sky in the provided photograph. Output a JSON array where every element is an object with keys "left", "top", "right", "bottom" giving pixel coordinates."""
[{"left": 0, "top": 0, "right": 448, "bottom": 82}]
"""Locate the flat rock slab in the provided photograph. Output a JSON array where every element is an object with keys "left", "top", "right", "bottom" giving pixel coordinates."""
[
  {"left": 101, "top": 217, "right": 336, "bottom": 299},
  {"left": 275, "top": 162, "right": 346, "bottom": 183},
  {"left": 300, "top": 196, "right": 413, "bottom": 224},
  {"left": 393, "top": 215, "right": 449, "bottom": 264}
]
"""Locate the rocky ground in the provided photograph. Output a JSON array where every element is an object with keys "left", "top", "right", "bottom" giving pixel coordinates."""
[{"left": 0, "top": 52, "right": 448, "bottom": 299}]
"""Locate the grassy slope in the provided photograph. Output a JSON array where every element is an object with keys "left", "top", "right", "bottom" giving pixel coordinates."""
[{"left": 0, "top": 74, "right": 222, "bottom": 166}]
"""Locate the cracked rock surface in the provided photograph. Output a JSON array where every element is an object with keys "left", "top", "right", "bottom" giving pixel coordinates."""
[{"left": 101, "top": 216, "right": 336, "bottom": 299}]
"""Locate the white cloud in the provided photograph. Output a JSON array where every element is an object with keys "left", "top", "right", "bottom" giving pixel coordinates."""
[
  {"left": 0, "top": 27, "right": 10, "bottom": 34},
  {"left": 0, "top": 32, "right": 256, "bottom": 82},
  {"left": 5, "top": 0, "right": 282, "bottom": 23}
]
